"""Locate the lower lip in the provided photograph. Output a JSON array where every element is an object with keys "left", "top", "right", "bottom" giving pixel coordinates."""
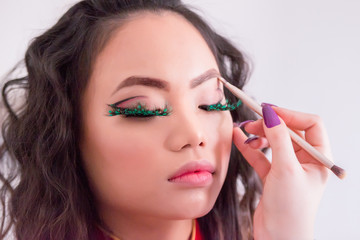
[{"left": 168, "top": 171, "right": 213, "bottom": 187}]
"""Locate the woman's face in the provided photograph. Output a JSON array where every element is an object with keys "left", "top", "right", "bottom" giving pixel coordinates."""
[{"left": 80, "top": 11, "right": 233, "bottom": 221}]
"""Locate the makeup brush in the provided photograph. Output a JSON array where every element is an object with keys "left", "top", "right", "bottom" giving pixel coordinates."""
[{"left": 218, "top": 77, "right": 346, "bottom": 180}]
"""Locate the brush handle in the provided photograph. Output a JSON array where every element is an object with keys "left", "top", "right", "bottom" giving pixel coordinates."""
[
  {"left": 288, "top": 129, "right": 333, "bottom": 168},
  {"left": 219, "top": 77, "right": 334, "bottom": 169}
]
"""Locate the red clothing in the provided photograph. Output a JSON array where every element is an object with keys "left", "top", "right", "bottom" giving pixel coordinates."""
[
  {"left": 194, "top": 220, "right": 203, "bottom": 240},
  {"left": 93, "top": 220, "right": 203, "bottom": 240}
]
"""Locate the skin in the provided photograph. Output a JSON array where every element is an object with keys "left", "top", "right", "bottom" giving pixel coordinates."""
[
  {"left": 80, "top": 10, "right": 331, "bottom": 240},
  {"left": 80, "top": 11, "right": 233, "bottom": 240},
  {"left": 234, "top": 107, "right": 331, "bottom": 239}
]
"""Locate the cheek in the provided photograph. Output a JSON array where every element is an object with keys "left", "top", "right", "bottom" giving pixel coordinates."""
[
  {"left": 205, "top": 111, "right": 233, "bottom": 153},
  {"left": 220, "top": 114, "right": 234, "bottom": 163},
  {"left": 218, "top": 113, "right": 234, "bottom": 145},
  {"left": 207, "top": 112, "right": 233, "bottom": 182},
  {"left": 80, "top": 117, "right": 163, "bottom": 203}
]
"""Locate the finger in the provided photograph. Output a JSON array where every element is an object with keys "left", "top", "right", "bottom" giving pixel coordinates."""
[
  {"left": 244, "top": 136, "right": 269, "bottom": 149},
  {"left": 241, "top": 119, "right": 264, "bottom": 136},
  {"left": 242, "top": 112, "right": 315, "bottom": 153},
  {"left": 233, "top": 127, "right": 271, "bottom": 181},
  {"left": 295, "top": 149, "right": 327, "bottom": 166},
  {"left": 262, "top": 104, "right": 300, "bottom": 170},
  {"left": 272, "top": 107, "right": 331, "bottom": 157},
  {"left": 290, "top": 129, "right": 306, "bottom": 152}
]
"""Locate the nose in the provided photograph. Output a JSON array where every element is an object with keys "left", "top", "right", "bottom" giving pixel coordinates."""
[{"left": 165, "top": 110, "right": 206, "bottom": 152}]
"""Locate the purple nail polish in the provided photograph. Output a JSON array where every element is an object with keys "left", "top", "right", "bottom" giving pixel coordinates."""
[
  {"left": 261, "top": 102, "right": 278, "bottom": 108},
  {"left": 234, "top": 120, "right": 254, "bottom": 128},
  {"left": 244, "top": 136, "right": 259, "bottom": 144},
  {"left": 262, "top": 104, "right": 281, "bottom": 128}
]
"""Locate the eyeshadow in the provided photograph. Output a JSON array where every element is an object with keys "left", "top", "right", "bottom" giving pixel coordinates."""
[{"left": 114, "top": 96, "right": 146, "bottom": 108}]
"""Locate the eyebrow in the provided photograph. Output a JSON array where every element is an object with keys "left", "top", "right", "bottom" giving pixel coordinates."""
[{"left": 111, "top": 68, "right": 221, "bottom": 96}]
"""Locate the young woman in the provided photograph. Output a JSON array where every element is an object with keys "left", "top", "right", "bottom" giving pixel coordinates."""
[{"left": 0, "top": 1, "right": 331, "bottom": 239}]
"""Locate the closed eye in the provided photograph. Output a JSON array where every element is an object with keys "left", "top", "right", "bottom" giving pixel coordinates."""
[
  {"left": 107, "top": 102, "right": 171, "bottom": 118},
  {"left": 106, "top": 99, "right": 241, "bottom": 119},
  {"left": 199, "top": 99, "right": 242, "bottom": 111}
]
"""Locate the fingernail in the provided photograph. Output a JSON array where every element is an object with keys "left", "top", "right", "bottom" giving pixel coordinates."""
[
  {"left": 244, "top": 136, "right": 259, "bottom": 144},
  {"left": 261, "top": 102, "right": 278, "bottom": 108},
  {"left": 262, "top": 104, "right": 281, "bottom": 128},
  {"left": 233, "top": 120, "right": 254, "bottom": 128}
]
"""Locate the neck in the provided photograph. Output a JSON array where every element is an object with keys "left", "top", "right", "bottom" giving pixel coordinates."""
[{"left": 99, "top": 210, "right": 194, "bottom": 240}]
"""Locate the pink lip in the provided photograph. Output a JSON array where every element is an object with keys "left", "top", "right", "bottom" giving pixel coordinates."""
[{"left": 168, "top": 160, "right": 215, "bottom": 186}]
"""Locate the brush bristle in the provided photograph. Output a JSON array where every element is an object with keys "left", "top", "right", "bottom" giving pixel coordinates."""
[{"left": 331, "top": 165, "right": 346, "bottom": 179}]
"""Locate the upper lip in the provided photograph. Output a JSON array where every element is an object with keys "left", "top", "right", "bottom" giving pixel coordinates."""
[{"left": 168, "top": 160, "right": 215, "bottom": 180}]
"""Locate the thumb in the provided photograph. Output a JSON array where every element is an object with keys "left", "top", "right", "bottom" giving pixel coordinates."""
[{"left": 262, "top": 104, "right": 299, "bottom": 169}]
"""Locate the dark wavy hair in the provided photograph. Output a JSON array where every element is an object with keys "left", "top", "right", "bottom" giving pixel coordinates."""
[{"left": 0, "top": 0, "right": 262, "bottom": 239}]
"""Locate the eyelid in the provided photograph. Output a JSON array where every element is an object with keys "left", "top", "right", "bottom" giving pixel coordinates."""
[
  {"left": 112, "top": 96, "right": 145, "bottom": 108},
  {"left": 108, "top": 87, "right": 226, "bottom": 117},
  {"left": 216, "top": 88, "right": 225, "bottom": 102}
]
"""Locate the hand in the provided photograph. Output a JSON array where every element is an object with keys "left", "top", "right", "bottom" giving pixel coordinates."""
[{"left": 233, "top": 104, "right": 331, "bottom": 240}]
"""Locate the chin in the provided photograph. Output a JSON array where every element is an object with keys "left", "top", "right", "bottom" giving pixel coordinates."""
[
  {"left": 166, "top": 194, "right": 218, "bottom": 220},
  {"left": 190, "top": 204, "right": 215, "bottom": 219}
]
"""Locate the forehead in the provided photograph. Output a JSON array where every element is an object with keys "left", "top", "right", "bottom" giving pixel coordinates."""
[{"left": 91, "top": 11, "right": 218, "bottom": 86}]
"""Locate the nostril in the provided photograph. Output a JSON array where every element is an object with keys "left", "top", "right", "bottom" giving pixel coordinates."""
[
  {"left": 180, "top": 141, "right": 204, "bottom": 150},
  {"left": 182, "top": 144, "right": 191, "bottom": 149}
]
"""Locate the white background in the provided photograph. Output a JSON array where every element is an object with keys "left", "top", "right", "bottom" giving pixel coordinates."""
[{"left": 1, "top": 0, "right": 359, "bottom": 239}]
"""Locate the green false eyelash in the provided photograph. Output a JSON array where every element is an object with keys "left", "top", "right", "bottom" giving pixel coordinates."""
[
  {"left": 199, "top": 99, "right": 242, "bottom": 111},
  {"left": 108, "top": 103, "right": 171, "bottom": 117},
  {"left": 107, "top": 99, "right": 242, "bottom": 118}
]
